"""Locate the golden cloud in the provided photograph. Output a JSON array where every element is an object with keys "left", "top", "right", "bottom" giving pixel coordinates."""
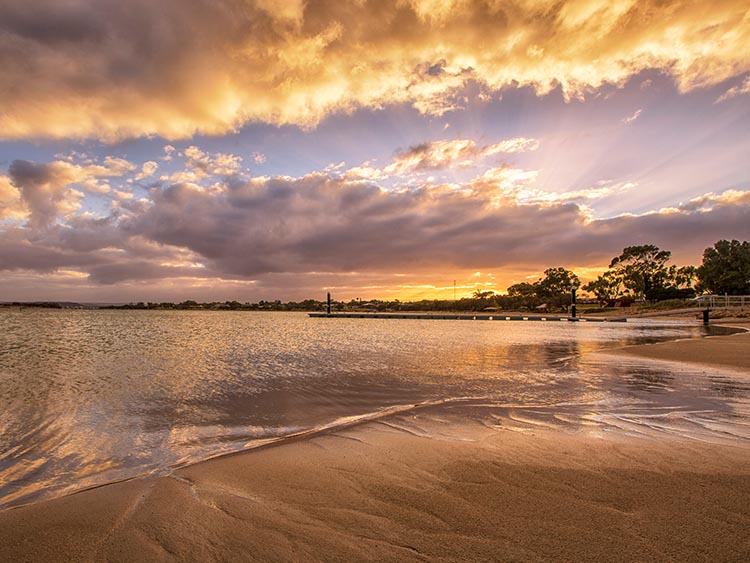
[
  {"left": 134, "top": 161, "right": 159, "bottom": 182},
  {"left": 343, "top": 137, "right": 539, "bottom": 180},
  {"left": 0, "top": 174, "right": 27, "bottom": 219},
  {"left": 715, "top": 76, "right": 750, "bottom": 103},
  {"left": 1, "top": 0, "right": 748, "bottom": 140}
]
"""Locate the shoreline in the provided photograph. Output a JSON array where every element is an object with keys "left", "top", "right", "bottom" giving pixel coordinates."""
[
  {"left": 599, "top": 319, "right": 750, "bottom": 373},
  {"left": 1, "top": 321, "right": 749, "bottom": 561},
  {"left": 1, "top": 415, "right": 748, "bottom": 562}
]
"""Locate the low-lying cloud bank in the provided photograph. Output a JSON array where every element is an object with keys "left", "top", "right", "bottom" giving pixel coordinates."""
[
  {"left": 2, "top": 151, "right": 749, "bottom": 298},
  {"left": 1, "top": 0, "right": 749, "bottom": 140}
]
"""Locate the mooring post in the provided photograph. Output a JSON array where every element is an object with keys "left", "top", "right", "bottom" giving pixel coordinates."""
[
  {"left": 327, "top": 292, "right": 331, "bottom": 315},
  {"left": 703, "top": 308, "right": 710, "bottom": 325},
  {"left": 570, "top": 286, "right": 578, "bottom": 319}
]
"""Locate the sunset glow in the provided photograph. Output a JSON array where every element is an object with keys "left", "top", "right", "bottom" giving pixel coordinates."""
[{"left": 1, "top": 0, "right": 749, "bottom": 301}]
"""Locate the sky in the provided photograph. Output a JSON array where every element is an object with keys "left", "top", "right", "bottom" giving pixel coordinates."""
[{"left": 1, "top": 0, "right": 749, "bottom": 302}]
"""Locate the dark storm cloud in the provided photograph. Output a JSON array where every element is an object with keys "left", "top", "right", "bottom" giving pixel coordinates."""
[
  {"left": 0, "top": 228, "right": 99, "bottom": 272},
  {"left": 86, "top": 262, "right": 204, "bottom": 285},
  {"left": 56, "top": 215, "right": 126, "bottom": 253},
  {"left": 0, "top": 3, "right": 107, "bottom": 44},
  {"left": 124, "top": 174, "right": 750, "bottom": 280}
]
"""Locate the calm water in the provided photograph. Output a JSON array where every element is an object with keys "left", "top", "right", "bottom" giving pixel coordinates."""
[{"left": 0, "top": 309, "right": 748, "bottom": 510}]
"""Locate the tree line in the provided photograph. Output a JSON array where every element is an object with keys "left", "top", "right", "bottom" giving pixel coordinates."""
[
  {"left": 94, "top": 238, "right": 750, "bottom": 313},
  {"left": 456, "top": 238, "right": 749, "bottom": 312},
  {"left": 583, "top": 239, "right": 750, "bottom": 302}
]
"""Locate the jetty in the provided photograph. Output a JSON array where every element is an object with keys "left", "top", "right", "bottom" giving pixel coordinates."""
[
  {"left": 309, "top": 293, "right": 626, "bottom": 322},
  {"left": 309, "top": 312, "right": 626, "bottom": 322}
]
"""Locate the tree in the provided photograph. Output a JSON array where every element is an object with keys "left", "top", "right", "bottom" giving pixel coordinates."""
[
  {"left": 696, "top": 239, "right": 750, "bottom": 295},
  {"left": 472, "top": 290, "right": 496, "bottom": 299},
  {"left": 588, "top": 245, "right": 696, "bottom": 302},
  {"left": 506, "top": 282, "right": 536, "bottom": 298},
  {"left": 671, "top": 265, "right": 697, "bottom": 288},
  {"left": 535, "top": 267, "right": 580, "bottom": 311},
  {"left": 535, "top": 267, "right": 580, "bottom": 298},
  {"left": 609, "top": 245, "right": 671, "bottom": 299},
  {"left": 582, "top": 270, "right": 623, "bottom": 303},
  {"left": 505, "top": 268, "right": 579, "bottom": 311}
]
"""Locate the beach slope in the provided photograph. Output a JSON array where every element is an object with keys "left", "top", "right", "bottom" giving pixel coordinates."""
[
  {"left": 1, "top": 325, "right": 749, "bottom": 562},
  {"left": 605, "top": 322, "right": 750, "bottom": 371}
]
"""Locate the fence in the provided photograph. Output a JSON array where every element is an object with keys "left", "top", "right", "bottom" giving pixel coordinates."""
[{"left": 694, "top": 295, "right": 750, "bottom": 309}]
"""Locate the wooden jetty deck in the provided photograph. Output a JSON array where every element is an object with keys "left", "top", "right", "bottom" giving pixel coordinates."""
[{"left": 309, "top": 312, "right": 626, "bottom": 322}]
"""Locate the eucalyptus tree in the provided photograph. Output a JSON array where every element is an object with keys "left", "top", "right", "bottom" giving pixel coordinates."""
[{"left": 696, "top": 239, "right": 750, "bottom": 295}]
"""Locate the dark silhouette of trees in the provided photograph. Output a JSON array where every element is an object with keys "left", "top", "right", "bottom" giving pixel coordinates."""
[
  {"left": 609, "top": 245, "right": 672, "bottom": 299},
  {"left": 696, "top": 239, "right": 750, "bottom": 295},
  {"left": 582, "top": 270, "right": 623, "bottom": 303},
  {"left": 506, "top": 282, "right": 536, "bottom": 298},
  {"left": 506, "top": 267, "right": 579, "bottom": 311},
  {"left": 472, "top": 290, "right": 496, "bottom": 300},
  {"left": 535, "top": 267, "right": 580, "bottom": 299},
  {"left": 584, "top": 245, "right": 696, "bottom": 302}
]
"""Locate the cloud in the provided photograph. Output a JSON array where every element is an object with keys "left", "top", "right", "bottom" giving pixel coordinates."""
[
  {"left": 2, "top": 153, "right": 750, "bottom": 297},
  {"left": 385, "top": 139, "right": 478, "bottom": 175},
  {"left": 113, "top": 170, "right": 750, "bottom": 281},
  {"left": 162, "top": 145, "right": 176, "bottom": 161},
  {"left": 0, "top": 174, "right": 26, "bottom": 220},
  {"left": 674, "top": 189, "right": 750, "bottom": 213},
  {"left": 124, "top": 172, "right": 591, "bottom": 278},
  {"left": 0, "top": 224, "right": 112, "bottom": 274},
  {"left": 1, "top": 0, "right": 749, "bottom": 140},
  {"left": 135, "top": 161, "right": 159, "bottom": 181},
  {"left": 158, "top": 147, "right": 246, "bottom": 184},
  {"left": 4, "top": 154, "right": 149, "bottom": 227},
  {"left": 8, "top": 161, "right": 85, "bottom": 228},
  {"left": 86, "top": 261, "right": 205, "bottom": 285},
  {"left": 621, "top": 109, "right": 642, "bottom": 125},
  {"left": 183, "top": 146, "right": 243, "bottom": 177},
  {"left": 480, "top": 138, "right": 540, "bottom": 156},
  {"left": 477, "top": 174, "right": 636, "bottom": 207},
  {"left": 715, "top": 76, "right": 750, "bottom": 103},
  {"left": 345, "top": 137, "right": 539, "bottom": 180}
]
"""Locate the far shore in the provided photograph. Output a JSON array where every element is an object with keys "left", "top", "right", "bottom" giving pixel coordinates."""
[{"left": 1, "top": 318, "right": 748, "bottom": 562}]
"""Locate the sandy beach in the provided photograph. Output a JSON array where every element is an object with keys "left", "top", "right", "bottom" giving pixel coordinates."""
[
  {"left": 602, "top": 319, "right": 750, "bottom": 372},
  {"left": 1, "top": 323, "right": 749, "bottom": 563}
]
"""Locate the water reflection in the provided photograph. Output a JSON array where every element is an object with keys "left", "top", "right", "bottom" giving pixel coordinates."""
[
  {"left": 622, "top": 367, "right": 675, "bottom": 393},
  {"left": 0, "top": 309, "right": 747, "bottom": 510}
]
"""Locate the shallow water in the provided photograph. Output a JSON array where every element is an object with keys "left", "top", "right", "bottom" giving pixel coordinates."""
[{"left": 0, "top": 309, "right": 747, "bottom": 510}]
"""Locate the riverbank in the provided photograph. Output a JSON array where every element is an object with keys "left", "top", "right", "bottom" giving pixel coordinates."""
[{"left": 1, "top": 322, "right": 748, "bottom": 562}]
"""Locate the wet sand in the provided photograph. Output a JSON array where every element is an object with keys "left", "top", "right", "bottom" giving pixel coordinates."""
[
  {"left": 1, "top": 324, "right": 749, "bottom": 562},
  {"left": 605, "top": 319, "right": 750, "bottom": 372}
]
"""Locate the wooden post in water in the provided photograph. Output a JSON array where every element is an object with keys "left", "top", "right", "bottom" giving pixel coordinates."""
[
  {"left": 327, "top": 292, "right": 331, "bottom": 315},
  {"left": 570, "top": 286, "right": 578, "bottom": 319}
]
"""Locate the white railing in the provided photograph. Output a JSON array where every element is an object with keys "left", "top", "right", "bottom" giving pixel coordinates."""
[{"left": 694, "top": 295, "right": 750, "bottom": 308}]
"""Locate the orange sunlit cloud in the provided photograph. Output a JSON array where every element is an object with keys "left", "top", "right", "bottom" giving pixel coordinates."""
[{"left": 1, "top": 0, "right": 749, "bottom": 140}]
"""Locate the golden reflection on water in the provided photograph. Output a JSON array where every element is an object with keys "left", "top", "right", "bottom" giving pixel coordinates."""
[{"left": 0, "top": 309, "right": 746, "bottom": 510}]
